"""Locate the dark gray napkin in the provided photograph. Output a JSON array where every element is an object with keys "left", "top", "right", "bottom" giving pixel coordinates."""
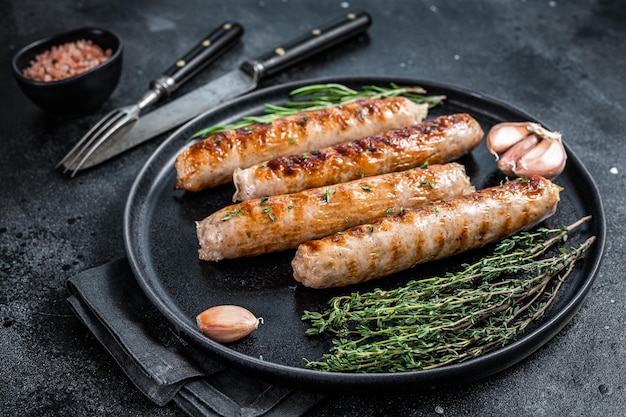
[{"left": 66, "top": 258, "right": 326, "bottom": 417}]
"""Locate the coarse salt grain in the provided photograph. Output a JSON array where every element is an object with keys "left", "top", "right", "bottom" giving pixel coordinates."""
[{"left": 22, "top": 39, "right": 112, "bottom": 82}]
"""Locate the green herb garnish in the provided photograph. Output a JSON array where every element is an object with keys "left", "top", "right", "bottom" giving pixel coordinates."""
[
  {"left": 302, "top": 216, "right": 595, "bottom": 373},
  {"left": 221, "top": 208, "right": 245, "bottom": 221},
  {"left": 323, "top": 188, "right": 332, "bottom": 203}
]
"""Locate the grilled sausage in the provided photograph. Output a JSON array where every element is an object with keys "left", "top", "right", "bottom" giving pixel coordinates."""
[
  {"left": 232, "top": 113, "right": 483, "bottom": 201},
  {"left": 176, "top": 97, "right": 429, "bottom": 192},
  {"left": 292, "top": 176, "right": 561, "bottom": 289},
  {"left": 197, "top": 163, "right": 472, "bottom": 261}
]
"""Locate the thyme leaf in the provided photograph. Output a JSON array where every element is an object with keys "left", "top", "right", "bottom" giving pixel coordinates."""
[{"left": 302, "top": 216, "right": 595, "bottom": 373}]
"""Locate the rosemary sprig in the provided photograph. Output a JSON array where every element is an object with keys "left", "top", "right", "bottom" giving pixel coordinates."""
[
  {"left": 301, "top": 216, "right": 595, "bottom": 373},
  {"left": 189, "top": 83, "right": 445, "bottom": 139}
]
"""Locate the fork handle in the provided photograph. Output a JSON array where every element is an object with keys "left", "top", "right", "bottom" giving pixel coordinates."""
[{"left": 150, "top": 21, "right": 244, "bottom": 98}]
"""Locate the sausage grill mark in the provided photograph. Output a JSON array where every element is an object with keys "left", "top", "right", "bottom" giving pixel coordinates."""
[
  {"left": 232, "top": 112, "right": 484, "bottom": 202},
  {"left": 176, "top": 96, "right": 428, "bottom": 192},
  {"left": 197, "top": 163, "right": 473, "bottom": 261},
  {"left": 292, "top": 176, "right": 562, "bottom": 289}
]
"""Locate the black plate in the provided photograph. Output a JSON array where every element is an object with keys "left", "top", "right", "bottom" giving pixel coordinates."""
[{"left": 124, "top": 76, "right": 606, "bottom": 391}]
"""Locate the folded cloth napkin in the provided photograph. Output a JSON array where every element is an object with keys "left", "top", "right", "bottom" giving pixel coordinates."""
[{"left": 66, "top": 258, "right": 327, "bottom": 417}]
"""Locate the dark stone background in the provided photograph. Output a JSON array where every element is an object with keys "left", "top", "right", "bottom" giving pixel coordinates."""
[{"left": 1, "top": 0, "right": 624, "bottom": 415}]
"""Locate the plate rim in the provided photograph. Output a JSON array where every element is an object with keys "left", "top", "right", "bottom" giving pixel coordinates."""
[{"left": 123, "top": 75, "right": 606, "bottom": 390}]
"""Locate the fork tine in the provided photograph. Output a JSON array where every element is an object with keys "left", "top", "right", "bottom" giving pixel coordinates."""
[
  {"left": 56, "top": 109, "right": 121, "bottom": 168},
  {"left": 65, "top": 113, "right": 134, "bottom": 177},
  {"left": 61, "top": 112, "right": 125, "bottom": 171},
  {"left": 61, "top": 111, "right": 127, "bottom": 174}
]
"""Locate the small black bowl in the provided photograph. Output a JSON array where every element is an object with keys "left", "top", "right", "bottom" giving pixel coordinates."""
[{"left": 12, "top": 27, "right": 123, "bottom": 115}]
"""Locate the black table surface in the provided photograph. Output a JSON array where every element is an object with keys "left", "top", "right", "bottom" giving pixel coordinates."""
[{"left": 1, "top": 1, "right": 625, "bottom": 415}]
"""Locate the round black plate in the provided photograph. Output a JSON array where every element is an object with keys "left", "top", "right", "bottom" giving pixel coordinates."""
[{"left": 124, "top": 76, "right": 605, "bottom": 391}]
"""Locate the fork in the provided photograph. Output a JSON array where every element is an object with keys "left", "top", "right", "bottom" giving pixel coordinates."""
[{"left": 58, "top": 21, "right": 244, "bottom": 176}]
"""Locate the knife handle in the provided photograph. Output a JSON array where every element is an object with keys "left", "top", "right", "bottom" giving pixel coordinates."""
[
  {"left": 242, "top": 11, "right": 371, "bottom": 80},
  {"left": 150, "top": 22, "right": 244, "bottom": 97}
]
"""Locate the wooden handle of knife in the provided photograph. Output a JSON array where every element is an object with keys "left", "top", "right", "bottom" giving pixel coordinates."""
[
  {"left": 242, "top": 11, "right": 371, "bottom": 80},
  {"left": 152, "top": 21, "right": 244, "bottom": 96}
]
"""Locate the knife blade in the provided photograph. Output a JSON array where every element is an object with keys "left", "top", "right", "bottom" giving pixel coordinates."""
[
  {"left": 76, "top": 11, "right": 372, "bottom": 170},
  {"left": 59, "top": 21, "right": 245, "bottom": 174}
]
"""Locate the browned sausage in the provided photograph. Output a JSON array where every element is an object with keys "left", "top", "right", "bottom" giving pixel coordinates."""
[
  {"left": 292, "top": 176, "right": 561, "bottom": 289},
  {"left": 197, "top": 163, "right": 472, "bottom": 261},
  {"left": 175, "top": 97, "right": 429, "bottom": 192},
  {"left": 232, "top": 113, "right": 483, "bottom": 201}
]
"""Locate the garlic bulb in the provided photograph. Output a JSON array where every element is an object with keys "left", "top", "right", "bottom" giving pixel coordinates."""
[
  {"left": 196, "top": 305, "right": 263, "bottom": 343},
  {"left": 486, "top": 121, "right": 567, "bottom": 179}
]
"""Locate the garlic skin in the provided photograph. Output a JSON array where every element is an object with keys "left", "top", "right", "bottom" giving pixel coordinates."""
[
  {"left": 196, "top": 305, "right": 263, "bottom": 343},
  {"left": 486, "top": 121, "right": 567, "bottom": 179}
]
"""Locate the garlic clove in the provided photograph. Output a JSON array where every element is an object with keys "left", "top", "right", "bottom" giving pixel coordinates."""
[
  {"left": 512, "top": 135, "right": 567, "bottom": 179},
  {"left": 196, "top": 305, "right": 263, "bottom": 343},
  {"left": 496, "top": 134, "right": 540, "bottom": 177},
  {"left": 486, "top": 122, "right": 531, "bottom": 156}
]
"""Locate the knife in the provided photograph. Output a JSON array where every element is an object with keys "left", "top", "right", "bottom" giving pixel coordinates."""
[
  {"left": 59, "top": 21, "right": 244, "bottom": 174},
  {"left": 74, "top": 11, "right": 372, "bottom": 170}
]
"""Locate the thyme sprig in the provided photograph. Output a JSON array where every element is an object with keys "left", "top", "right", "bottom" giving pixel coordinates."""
[
  {"left": 302, "top": 216, "right": 595, "bottom": 373},
  {"left": 190, "top": 83, "right": 445, "bottom": 139}
]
